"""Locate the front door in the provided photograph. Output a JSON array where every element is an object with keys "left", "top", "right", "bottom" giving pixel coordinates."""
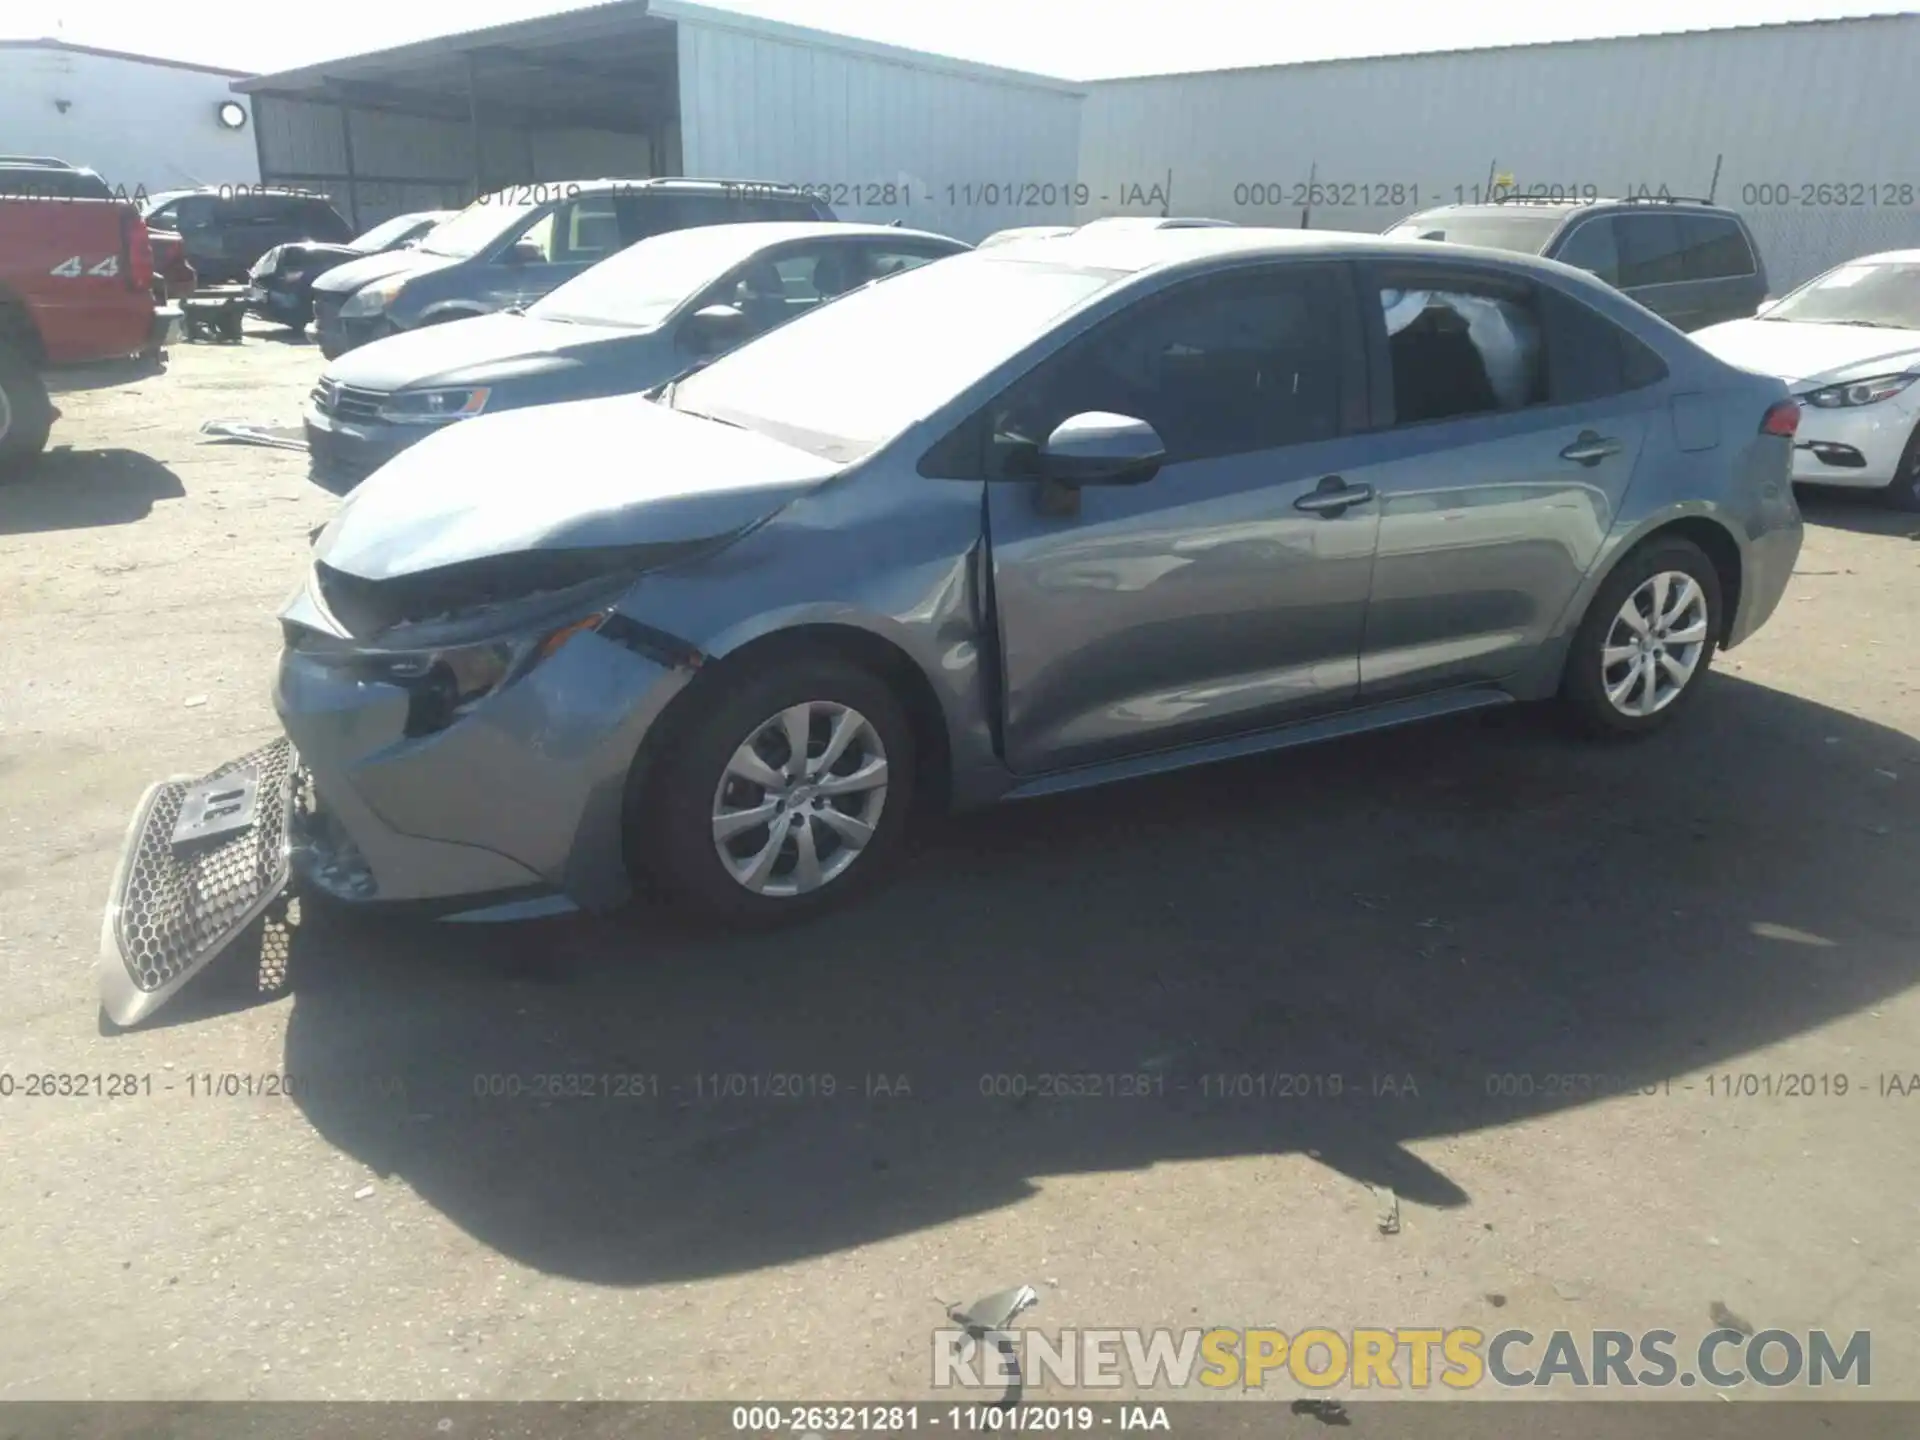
[{"left": 982, "top": 262, "right": 1381, "bottom": 775}]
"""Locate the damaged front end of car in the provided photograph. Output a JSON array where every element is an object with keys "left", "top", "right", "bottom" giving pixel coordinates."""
[{"left": 100, "top": 391, "right": 842, "bottom": 1025}]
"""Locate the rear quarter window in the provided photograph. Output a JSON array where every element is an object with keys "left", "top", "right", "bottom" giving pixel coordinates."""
[{"left": 1675, "top": 215, "right": 1756, "bottom": 281}]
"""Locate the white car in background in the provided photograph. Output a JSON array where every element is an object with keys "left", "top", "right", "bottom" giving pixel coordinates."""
[{"left": 1693, "top": 250, "right": 1920, "bottom": 511}]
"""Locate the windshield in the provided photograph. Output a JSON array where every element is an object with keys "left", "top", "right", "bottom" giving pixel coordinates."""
[
  {"left": 418, "top": 194, "right": 540, "bottom": 259},
  {"left": 669, "top": 254, "right": 1121, "bottom": 463},
  {"left": 530, "top": 226, "right": 764, "bottom": 328},
  {"left": 351, "top": 212, "right": 435, "bottom": 253},
  {"left": 1386, "top": 211, "right": 1564, "bottom": 255},
  {"left": 1766, "top": 262, "right": 1920, "bottom": 330}
]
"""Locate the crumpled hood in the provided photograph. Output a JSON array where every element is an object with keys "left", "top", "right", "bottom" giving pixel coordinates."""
[
  {"left": 314, "top": 392, "right": 841, "bottom": 581},
  {"left": 1692, "top": 317, "right": 1920, "bottom": 387},
  {"left": 325, "top": 312, "right": 642, "bottom": 392},
  {"left": 311, "top": 247, "right": 455, "bottom": 296}
]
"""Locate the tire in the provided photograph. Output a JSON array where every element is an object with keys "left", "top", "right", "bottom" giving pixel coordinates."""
[
  {"left": 1881, "top": 424, "right": 1920, "bottom": 512},
  {"left": 1559, "top": 536, "right": 1723, "bottom": 738},
  {"left": 635, "top": 653, "right": 917, "bottom": 926},
  {"left": 0, "top": 342, "right": 54, "bottom": 475}
]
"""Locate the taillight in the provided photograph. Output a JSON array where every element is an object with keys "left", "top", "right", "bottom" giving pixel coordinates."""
[
  {"left": 1760, "top": 398, "right": 1801, "bottom": 437},
  {"left": 118, "top": 206, "right": 154, "bottom": 291}
]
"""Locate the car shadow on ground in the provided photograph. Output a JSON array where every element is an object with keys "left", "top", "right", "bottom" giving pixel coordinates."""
[
  {"left": 147, "top": 672, "right": 1920, "bottom": 1286},
  {"left": 0, "top": 449, "right": 184, "bottom": 534},
  {"left": 42, "top": 354, "right": 169, "bottom": 395},
  {"left": 1795, "top": 487, "right": 1920, "bottom": 538}
]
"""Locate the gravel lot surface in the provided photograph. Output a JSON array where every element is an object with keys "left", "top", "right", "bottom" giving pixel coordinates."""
[{"left": 2, "top": 329, "right": 1917, "bottom": 1406}]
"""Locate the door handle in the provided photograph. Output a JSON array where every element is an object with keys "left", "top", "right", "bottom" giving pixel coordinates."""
[
  {"left": 1294, "top": 476, "right": 1374, "bottom": 515},
  {"left": 1560, "top": 431, "right": 1622, "bottom": 466}
]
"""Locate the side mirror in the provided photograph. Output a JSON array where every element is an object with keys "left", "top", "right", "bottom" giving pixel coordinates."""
[
  {"left": 1039, "top": 412, "right": 1165, "bottom": 485},
  {"left": 504, "top": 241, "right": 543, "bottom": 265},
  {"left": 1754, "top": 297, "right": 1779, "bottom": 317},
  {"left": 679, "top": 303, "right": 750, "bottom": 356}
]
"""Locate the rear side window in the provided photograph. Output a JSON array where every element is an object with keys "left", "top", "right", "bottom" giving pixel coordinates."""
[
  {"left": 1674, "top": 215, "right": 1755, "bottom": 280},
  {"left": 1538, "top": 286, "right": 1670, "bottom": 403},
  {"left": 1613, "top": 214, "right": 1686, "bottom": 287},
  {"left": 860, "top": 246, "right": 953, "bottom": 281},
  {"left": 1374, "top": 276, "right": 1548, "bottom": 424}
]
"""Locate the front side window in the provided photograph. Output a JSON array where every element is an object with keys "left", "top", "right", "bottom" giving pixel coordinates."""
[
  {"left": 1377, "top": 281, "right": 1547, "bottom": 424},
  {"left": 1553, "top": 218, "right": 1621, "bottom": 284},
  {"left": 990, "top": 267, "right": 1348, "bottom": 467}
]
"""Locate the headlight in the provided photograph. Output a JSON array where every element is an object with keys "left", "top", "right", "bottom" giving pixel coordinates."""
[
  {"left": 339, "top": 275, "right": 407, "bottom": 319},
  {"left": 1803, "top": 373, "right": 1918, "bottom": 408},
  {"left": 365, "top": 611, "right": 610, "bottom": 736},
  {"left": 377, "top": 387, "right": 492, "bottom": 424}
]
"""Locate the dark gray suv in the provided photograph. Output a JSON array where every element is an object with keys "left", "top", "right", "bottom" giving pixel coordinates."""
[
  {"left": 1387, "top": 198, "right": 1768, "bottom": 332},
  {"left": 310, "top": 178, "right": 837, "bottom": 358}
]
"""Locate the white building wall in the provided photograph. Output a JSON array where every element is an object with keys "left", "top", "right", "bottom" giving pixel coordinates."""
[
  {"left": 668, "top": 3, "right": 1084, "bottom": 243},
  {"left": 1078, "top": 14, "right": 1920, "bottom": 289},
  {"left": 0, "top": 44, "right": 259, "bottom": 195}
]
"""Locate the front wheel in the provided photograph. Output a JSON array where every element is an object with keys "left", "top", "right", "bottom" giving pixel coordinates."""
[
  {"left": 1560, "top": 537, "right": 1722, "bottom": 738},
  {"left": 0, "top": 342, "right": 54, "bottom": 475},
  {"left": 635, "top": 655, "right": 916, "bottom": 926},
  {"left": 1881, "top": 423, "right": 1920, "bottom": 512}
]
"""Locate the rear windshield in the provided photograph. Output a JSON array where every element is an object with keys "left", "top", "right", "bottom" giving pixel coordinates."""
[
  {"left": 1386, "top": 210, "right": 1565, "bottom": 256},
  {"left": 0, "top": 167, "right": 113, "bottom": 200}
]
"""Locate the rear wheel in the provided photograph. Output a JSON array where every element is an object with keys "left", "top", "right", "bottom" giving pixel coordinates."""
[
  {"left": 0, "top": 342, "right": 54, "bottom": 475},
  {"left": 1882, "top": 423, "right": 1920, "bottom": 512},
  {"left": 635, "top": 654, "right": 916, "bottom": 926},
  {"left": 1560, "top": 536, "right": 1722, "bottom": 738}
]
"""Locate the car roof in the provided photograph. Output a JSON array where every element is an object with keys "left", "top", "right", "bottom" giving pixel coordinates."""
[
  {"left": 656, "top": 220, "right": 959, "bottom": 247},
  {"left": 979, "top": 224, "right": 1576, "bottom": 278},
  {"left": 1404, "top": 199, "right": 1740, "bottom": 221},
  {"left": 1836, "top": 248, "right": 1920, "bottom": 266}
]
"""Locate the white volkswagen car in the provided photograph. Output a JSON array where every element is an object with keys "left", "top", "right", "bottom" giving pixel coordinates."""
[{"left": 1693, "top": 250, "right": 1920, "bottom": 511}]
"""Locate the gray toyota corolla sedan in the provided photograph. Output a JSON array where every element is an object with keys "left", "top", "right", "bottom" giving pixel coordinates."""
[{"left": 102, "top": 226, "right": 1804, "bottom": 1023}]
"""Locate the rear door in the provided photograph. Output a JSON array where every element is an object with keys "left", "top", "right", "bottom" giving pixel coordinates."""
[
  {"left": 1354, "top": 260, "right": 1663, "bottom": 700},
  {"left": 1612, "top": 211, "right": 1700, "bottom": 328},
  {"left": 979, "top": 261, "right": 1382, "bottom": 773}
]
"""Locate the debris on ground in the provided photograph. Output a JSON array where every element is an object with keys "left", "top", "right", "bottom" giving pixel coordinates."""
[
  {"left": 1290, "top": 1398, "right": 1351, "bottom": 1426},
  {"left": 1709, "top": 1300, "right": 1755, "bottom": 1336},
  {"left": 944, "top": 1285, "right": 1040, "bottom": 1407},
  {"left": 199, "top": 419, "right": 309, "bottom": 451},
  {"left": 1371, "top": 1184, "right": 1401, "bottom": 1234}
]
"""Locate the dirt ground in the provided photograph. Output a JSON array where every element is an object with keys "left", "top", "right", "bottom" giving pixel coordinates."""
[{"left": 1, "top": 327, "right": 1918, "bottom": 1407}]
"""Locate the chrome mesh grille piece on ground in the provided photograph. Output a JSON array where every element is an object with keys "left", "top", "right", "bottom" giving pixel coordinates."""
[{"left": 100, "top": 739, "right": 296, "bottom": 1024}]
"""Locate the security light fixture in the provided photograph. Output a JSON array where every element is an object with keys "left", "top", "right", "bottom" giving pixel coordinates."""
[{"left": 217, "top": 101, "right": 248, "bottom": 130}]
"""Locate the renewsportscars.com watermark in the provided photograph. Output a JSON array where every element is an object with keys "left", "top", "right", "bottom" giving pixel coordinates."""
[{"left": 932, "top": 1326, "right": 1871, "bottom": 1392}]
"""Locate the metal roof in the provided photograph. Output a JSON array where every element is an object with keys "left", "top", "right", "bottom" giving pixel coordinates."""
[
  {"left": 232, "top": 0, "right": 1081, "bottom": 135},
  {"left": 1090, "top": 10, "right": 1920, "bottom": 84}
]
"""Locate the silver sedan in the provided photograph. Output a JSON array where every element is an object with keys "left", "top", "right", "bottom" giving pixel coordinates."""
[{"left": 103, "top": 226, "right": 1804, "bottom": 1022}]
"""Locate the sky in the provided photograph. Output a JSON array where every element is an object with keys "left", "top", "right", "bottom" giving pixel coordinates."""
[{"left": 2, "top": 0, "right": 1912, "bottom": 79}]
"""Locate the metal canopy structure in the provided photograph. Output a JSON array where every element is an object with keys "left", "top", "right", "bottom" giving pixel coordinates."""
[{"left": 232, "top": 0, "right": 678, "bottom": 137}]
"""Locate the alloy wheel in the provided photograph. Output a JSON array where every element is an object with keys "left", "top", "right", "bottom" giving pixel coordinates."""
[
  {"left": 710, "top": 700, "right": 890, "bottom": 897},
  {"left": 1600, "top": 571, "right": 1710, "bottom": 718}
]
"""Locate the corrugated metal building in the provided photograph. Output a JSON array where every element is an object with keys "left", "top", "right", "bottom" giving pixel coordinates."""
[
  {"left": 233, "top": 0, "right": 1083, "bottom": 241},
  {"left": 1076, "top": 13, "right": 1920, "bottom": 289}
]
